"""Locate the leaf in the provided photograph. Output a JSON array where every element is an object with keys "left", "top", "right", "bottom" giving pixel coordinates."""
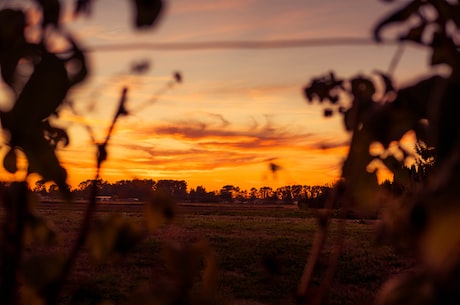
[
  {"left": 0, "top": 9, "right": 26, "bottom": 49},
  {"left": 10, "top": 51, "right": 69, "bottom": 123},
  {"left": 374, "top": 0, "right": 424, "bottom": 42},
  {"left": 174, "top": 71, "right": 182, "bottom": 83},
  {"left": 375, "top": 273, "right": 435, "bottom": 305},
  {"left": 21, "top": 254, "right": 65, "bottom": 292},
  {"left": 37, "top": 0, "right": 61, "bottom": 28},
  {"left": 97, "top": 143, "right": 107, "bottom": 164},
  {"left": 43, "top": 121, "right": 70, "bottom": 147},
  {"left": 0, "top": 9, "right": 27, "bottom": 88},
  {"left": 131, "top": 60, "right": 150, "bottom": 74},
  {"left": 24, "top": 214, "right": 56, "bottom": 245},
  {"left": 350, "top": 76, "right": 375, "bottom": 101},
  {"left": 374, "top": 70, "right": 395, "bottom": 95},
  {"left": 144, "top": 189, "right": 176, "bottom": 232},
  {"left": 23, "top": 136, "right": 69, "bottom": 197},
  {"left": 3, "top": 148, "right": 18, "bottom": 173},
  {"left": 430, "top": 32, "right": 457, "bottom": 67},
  {"left": 399, "top": 22, "right": 427, "bottom": 44},
  {"left": 132, "top": 0, "right": 164, "bottom": 28},
  {"left": 87, "top": 215, "right": 144, "bottom": 263},
  {"left": 74, "top": 0, "right": 93, "bottom": 17},
  {"left": 323, "top": 108, "right": 333, "bottom": 117},
  {"left": 420, "top": 200, "right": 460, "bottom": 276}
]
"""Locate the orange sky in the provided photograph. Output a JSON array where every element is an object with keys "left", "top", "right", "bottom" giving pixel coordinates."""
[{"left": 0, "top": 0, "right": 437, "bottom": 191}]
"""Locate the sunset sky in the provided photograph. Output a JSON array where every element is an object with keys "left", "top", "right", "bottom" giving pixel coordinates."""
[{"left": 0, "top": 0, "right": 438, "bottom": 191}]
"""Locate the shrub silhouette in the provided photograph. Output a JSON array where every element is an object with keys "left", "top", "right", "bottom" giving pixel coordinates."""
[{"left": 301, "top": 1, "right": 460, "bottom": 304}]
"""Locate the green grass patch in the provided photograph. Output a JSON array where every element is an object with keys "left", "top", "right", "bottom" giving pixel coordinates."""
[{"left": 28, "top": 203, "right": 412, "bottom": 305}]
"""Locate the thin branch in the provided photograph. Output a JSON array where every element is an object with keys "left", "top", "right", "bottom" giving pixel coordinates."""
[
  {"left": 48, "top": 88, "right": 129, "bottom": 305},
  {"left": 387, "top": 44, "right": 406, "bottom": 76}
]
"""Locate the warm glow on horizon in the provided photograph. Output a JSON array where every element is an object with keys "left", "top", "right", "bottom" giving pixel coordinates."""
[{"left": 0, "top": 0, "right": 435, "bottom": 192}]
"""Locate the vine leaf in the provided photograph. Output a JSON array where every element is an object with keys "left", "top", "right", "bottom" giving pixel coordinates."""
[
  {"left": 144, "top": 190, "right": 176, "bottom": 232},
  {"left": 24, "top": 214, "right": 56, "bottom": 246},
  {"left": 36, "top": 0, "right": 61, "bottom": 28},
  {"left": 374, "top": 0, "right": 423, "bottom": 42},
  {"left": 21, "top": 254, "right": 65, "bottom": 295},
  {"left": 162, "top": 240, "right": 219, "bottom": 301},
  {"left": 132, "top": 0, "right": 164, "bottom": 28},
  {"left": 399, "top": 22, "right": 426, "bottom": 44},
  {"left": 3, "top": 148, "right": 18, "bottom": 174},
  {"left": 86, "top": 215, "right": 144, "bottom": 263},
  {"left": 0, "top": 9, "right": 27, "bottom": 89},
  {"left": 74, "top": 0, "right": 93, "bottom": 17}
]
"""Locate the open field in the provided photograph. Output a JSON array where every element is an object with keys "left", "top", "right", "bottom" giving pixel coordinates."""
[{"left": 16, "top": 202, "right": 415, "bottom": 305}]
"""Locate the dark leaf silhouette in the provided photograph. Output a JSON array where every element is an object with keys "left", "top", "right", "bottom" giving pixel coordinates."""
[
  {"left": 144, "top": 189, "right": 176, "bottom": 232},
  {"left": 373, "top": 0, "right": 423, "bottom": 42},
  {"left": 43, "top": 121, "right": 70, "bottom": 147},
  {"left": 36, "top": 0, "right": 61, "bottom": 28},
  {"left": 86, "top": 215, "right": 144, "bottom": 263},
  {"left": 74, "top": 0, "right": 93, "bottom": 17},
  {"left": 174, "top": 71, "right": 182, "bottom": 83},
  {"left": 374, "top": 71, "right": 395, "bottom": 95},
  {"left": 0, "top": 9, "right": 27, "bottom": 89},
  {"left": 3, "top": 148, "right": 18, "bottom": 174},
  {"left": 324, "top": 108, "right": 333, "bottom": 117},
  {"left": 399, "top": 22, "right": 427, "bottom": 44},
  {"left": 132, "top": 0, "right": 164, "bottom": 28}
]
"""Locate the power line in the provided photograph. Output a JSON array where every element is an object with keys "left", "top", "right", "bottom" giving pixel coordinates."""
[{"left": 84, "top": 37, "right": 397, "bottom": 52}]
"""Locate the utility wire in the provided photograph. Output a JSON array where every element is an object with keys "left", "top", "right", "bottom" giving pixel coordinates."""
[{"left": 83, "top": 37, "right": 398, "bottom": 52}]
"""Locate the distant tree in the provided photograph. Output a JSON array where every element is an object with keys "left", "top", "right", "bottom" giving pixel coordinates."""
[
  {"left": 155, "top": 180, "right": 187, "bottom": 201},
  {"left": 33, "top": 180, "right": 47, "bottom": 196},
  {"left": 249, "top": 187, "right": 258, "bottom": 200},
  {"left": 276, "top": 185, "right": 293, "bottom": 203},
  {"left": 219, "top": 185, "right": 235, "bottom": 202}
]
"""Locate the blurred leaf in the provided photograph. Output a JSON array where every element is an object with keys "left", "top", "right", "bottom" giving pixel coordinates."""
[
  {"left": 43, "top": 121, "right": 70, "bottom": 147},
  {"left": 87, "top": 215, "right": 144, "bottom": 263},
  {"left": 399, "top": 22, "right": 427, "bottom": 44},
  {"left": 197, "top": 240, "right": 219, "bottom": 296},
  {"left": 24, "top": 214, "right": 56, "bottom": 245},
  {"left": 350, "top": 76, "right": 375, "bottom": 101},
  {"left": 269, "top": 162, "right": 281, "bottom": 174},
  {"left": 36, "top": 0, "right": 61, "bottom": 28},
  {"left": 3, "top": 147, "right": 18, "bottom": 173},
  {"left": 74, "top": 0, "right": 93, "bottom": 17},
  {"left": 374, "top": 70, "right": 395, "bottom": 94},
  {"left": 420, "top": 204, "right": 460, "bottom": 276},
  {"left": 23, "top": 136, "right": 69, "bottom": 196},
  {"left": 9, "top": 51, "right": 69, "bottom": 124},
  {"left": 374, "top": 0, "right": 423, "bottom": 42},
  {"left": 174, "top": 71, "right": 182, "bottom": 83},
  {"left": 0, "top": 9, "right": 27, "bottom": 88},
  {"left": 376, "top": 273, "right": 435, "bottom": 305},
  {"left": 162, "top": 239, "right": 218, "bottom": 298},
  {"left": 97, "top": 144, "right": 107, "bottom": 164},
  {"left": 19, "top": 284, "right": 46, "bottom": 305},
  {"left": 21, "top": 254, "right": 65, "bottom": 292},
  {"left": 303, "top": 73, "right": 344, "bottom": 104},
  {"left": 430, "top": 32, "right": 458, "bottom": 67},
  {"left": 131, "top": 60, "right": 150, "bottom": 74},
  {"left": 323, "top": 108, "right": 333, "bottom": 117},
  {"left": 144, "top": 189, "right": 176, "bottom": 232},
  {"left": 132, "top": 0, "right": 164, "bottom": 28}
]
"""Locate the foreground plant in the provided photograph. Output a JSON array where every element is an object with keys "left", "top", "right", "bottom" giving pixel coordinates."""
[{"left": 300, "top": 1, "right": 460, "bottom": 304}]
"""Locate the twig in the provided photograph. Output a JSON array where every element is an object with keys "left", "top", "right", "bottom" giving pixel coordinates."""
[{"left": 47, "top": 88, "right": 129, "bottom": 305}]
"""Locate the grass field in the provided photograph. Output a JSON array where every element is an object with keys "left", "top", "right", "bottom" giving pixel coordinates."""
[{"left": 21, "top": 202, "right": 415, "bottom": 305}]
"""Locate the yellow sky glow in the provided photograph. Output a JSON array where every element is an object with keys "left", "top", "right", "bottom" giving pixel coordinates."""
[{"left": 0, "top": 0, "right": 434, "bottom": 191}]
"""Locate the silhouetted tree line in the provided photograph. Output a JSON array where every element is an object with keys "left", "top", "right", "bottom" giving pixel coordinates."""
[{"left": 26, "top": 178, "right": 344, "bottom": 206}]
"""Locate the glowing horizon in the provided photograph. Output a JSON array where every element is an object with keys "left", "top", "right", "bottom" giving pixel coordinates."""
[{"left": 0, "top": 0, "right": 433, "bottom": 192}]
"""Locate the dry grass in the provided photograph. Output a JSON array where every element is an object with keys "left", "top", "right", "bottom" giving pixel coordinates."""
[{"left": 17, "top": 202, "right": 414, "bottom": 305}]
